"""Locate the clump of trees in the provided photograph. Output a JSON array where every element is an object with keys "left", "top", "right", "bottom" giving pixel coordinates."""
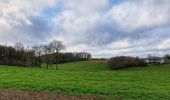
[
  {"left": 0, "top": 40, "right": 91, "bottom": 68},
  {"left": 108, "top": 56, "right": 147, "bottom": 70},
  {"left": 0, "top": 43, "right": 37, "bottom": 67},
  {"left": 164, "top": 54, "right": 170, "bottom": 64}
]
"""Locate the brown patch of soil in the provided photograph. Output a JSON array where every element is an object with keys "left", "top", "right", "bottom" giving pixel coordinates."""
[{"left": 0, "top": 89, "right": 99, "bottom": 100}]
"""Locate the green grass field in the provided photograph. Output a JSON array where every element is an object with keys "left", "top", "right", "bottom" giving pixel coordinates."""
[{"left": 0, "top": 61, "right": 170, "bottom": 100}]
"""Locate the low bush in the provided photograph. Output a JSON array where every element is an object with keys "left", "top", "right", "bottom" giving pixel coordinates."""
[{"left": 108, "top": 56, "right": 147, "bottom": 70}]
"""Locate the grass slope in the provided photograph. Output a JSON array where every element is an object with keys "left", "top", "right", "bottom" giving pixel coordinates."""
[
  {"left": 0, "top": 62, "right": 170, "bottom": 100},
  {"left": 42, "top": 61, "right": 109, "bottom": 71}
]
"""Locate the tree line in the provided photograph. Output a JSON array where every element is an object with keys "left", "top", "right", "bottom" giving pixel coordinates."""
[{"left": 0, "top": 40, "right": 91, "bottom": 69}]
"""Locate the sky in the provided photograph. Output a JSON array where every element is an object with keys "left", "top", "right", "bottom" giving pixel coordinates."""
[{"left": 0, "top": 0, "right": 170, "bottom": 58}]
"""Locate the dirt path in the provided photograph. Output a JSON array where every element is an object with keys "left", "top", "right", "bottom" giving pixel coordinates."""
[{"left": 0, "top": 89, "right": 99, "bottom": 100}]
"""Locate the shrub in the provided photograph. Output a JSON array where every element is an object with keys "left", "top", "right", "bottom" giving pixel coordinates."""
[{"left": 108, "top": 56, "right": 147, "bottom": 70}]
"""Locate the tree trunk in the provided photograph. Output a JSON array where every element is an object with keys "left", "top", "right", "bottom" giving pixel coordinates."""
[
  {"left": 56, "top": 61, "right": 58, "bottom": 70},
  {"left": 38, "top": 55, "right": 41, "bottom": 68},
  {"left": 47, "top": 56, "right": 49, "bottom": 69},
  {"left": 56, "top": 50, "right": 59, "bottom": 70}
]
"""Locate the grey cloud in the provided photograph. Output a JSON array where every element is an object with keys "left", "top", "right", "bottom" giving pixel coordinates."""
[
  {"left": 17, "top": 17, "right": 52, "bottom": 41},
  {"left": 0, "top": 0, "right": 170, "bottom": 58}
]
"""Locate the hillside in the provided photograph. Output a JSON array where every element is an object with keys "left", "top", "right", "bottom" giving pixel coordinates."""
[{"left": 0, "top": 62, "right": 170, "bottom": 100}]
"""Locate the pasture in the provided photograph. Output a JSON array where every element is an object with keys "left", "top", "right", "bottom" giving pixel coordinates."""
[{"left": 0, "top": 61, "right": 169, "bottom": 100}]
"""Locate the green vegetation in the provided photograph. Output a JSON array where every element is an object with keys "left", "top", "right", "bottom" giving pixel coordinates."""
[
  {"left": 108, "top": 56, "right": 146, "bottom": 70},
  {"left": 0, "top": 61, "right": 170, "bottom": 100}
]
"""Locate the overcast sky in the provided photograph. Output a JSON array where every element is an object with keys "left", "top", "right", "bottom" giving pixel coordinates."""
[{"left": 0, "top": 0, "right": 170, "bottom": 58}]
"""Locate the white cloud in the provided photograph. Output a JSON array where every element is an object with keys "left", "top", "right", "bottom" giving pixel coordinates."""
[
  {"left": 108, "top": 39, "right": 131, "bottom": 50},
  {"left": 0, "top": 0, "right": 56, "bottom": 44},
  {"left": 50, "top": 0, "right": 170, "bottom": 57},
  {"left": 108, "top": 0, "right": 170, "bottom": 32},
  {"left": 157, "top": 39, "right": 170, "bottom": 50},
  {"left": 60, "top": 0, "right": 109, "bottom": 15},
  {"left": 53, "top": 10, "right": 102, "bottom": 45},
  {"left": 0, "top": 0, "right": 56, "bottom": 27}
]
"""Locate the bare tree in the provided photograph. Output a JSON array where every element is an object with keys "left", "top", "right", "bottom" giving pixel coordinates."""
[
  {"left": 32, "top": 44, "right": 44, "bottom": 67},
  {"left": 49, "top": 40, "right": 65, "bottom": 70},
  {"left": 14, "top": 42, "right": 24, "bottom": 67}
]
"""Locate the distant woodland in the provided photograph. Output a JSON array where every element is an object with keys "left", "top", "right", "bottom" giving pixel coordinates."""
[{"left": 0, "top": 40, "right": 91, "bottom": 68}]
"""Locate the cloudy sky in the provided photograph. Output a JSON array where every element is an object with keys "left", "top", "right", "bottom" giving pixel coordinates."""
[{"left": 0, "top": 0, "right": 170, "bottom": 58}]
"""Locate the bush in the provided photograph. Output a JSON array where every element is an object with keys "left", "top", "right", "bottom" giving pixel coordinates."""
[{"left": 108, "top": 56, "right": 147, "bottom": 70}]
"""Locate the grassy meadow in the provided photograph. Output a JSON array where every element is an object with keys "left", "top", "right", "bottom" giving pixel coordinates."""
[{"left": 0, "top": 61, "right": 170, "bottom": 100}]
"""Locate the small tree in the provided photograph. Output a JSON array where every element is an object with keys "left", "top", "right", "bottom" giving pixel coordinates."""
[
  {"left": 24, "top": 47, "right": 37, "bottom": 67},
  {"left": 163, "top": 54, "right": 170, "bottom": 64},
  {"left": 87, "top": 53, "right": 92, "bottom": 60},
  {"left": 32, "top": 44, "right": 44, "bottom": 67},
  {"left": 164, "top": 54, "right": 170, "bottom": 59},
  {"left": 49, "top": 40, "right": 65, "bottom": 70}
]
